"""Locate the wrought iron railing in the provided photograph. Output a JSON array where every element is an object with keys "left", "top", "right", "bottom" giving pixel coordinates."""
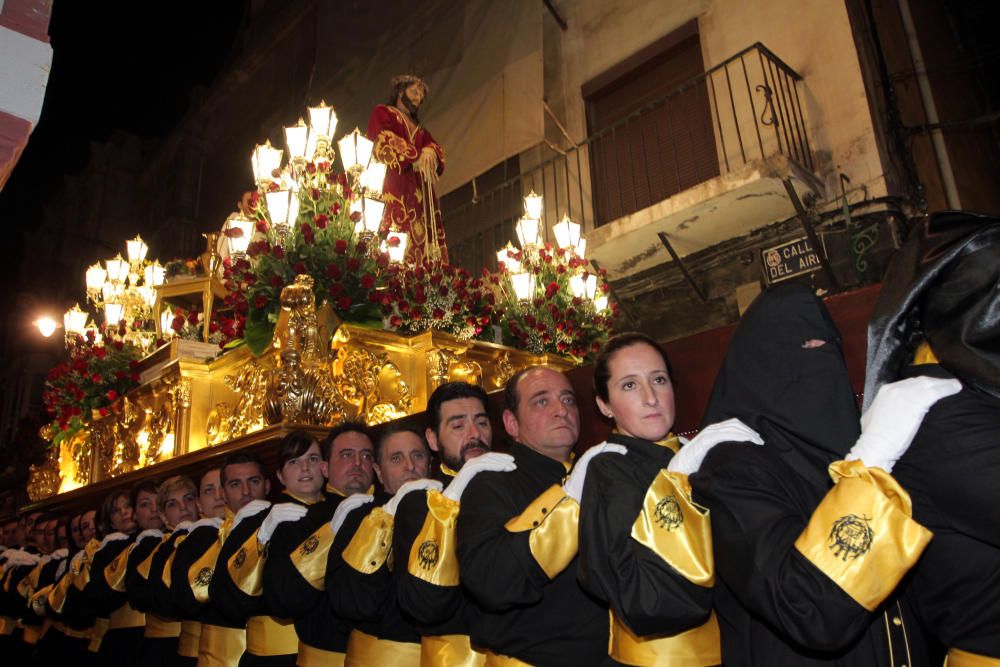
[{"left": 443, "top": 43, "right": 814, "bottom": 272}]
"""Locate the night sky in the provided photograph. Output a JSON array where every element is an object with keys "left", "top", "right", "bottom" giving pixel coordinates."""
[{"left": 0, "top": 1, "right": 246, "bottom": 318}]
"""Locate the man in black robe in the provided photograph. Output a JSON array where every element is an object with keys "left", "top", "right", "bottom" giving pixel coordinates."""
[
  {"left": 456, "top": 366, "right": 610, "bottom": 666},
  {"left": 393, "top": 381, "right": 514, "bottom": 667},
  {"left": 864, "top": 212, "right": 1000, "bottom": 662}
]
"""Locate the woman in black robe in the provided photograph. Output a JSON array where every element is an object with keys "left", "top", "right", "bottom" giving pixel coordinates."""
[
  {"left": 688, "top": 282, "right": 955, "bottom": 666},
  {"left": 577, "top": 332, "right": 762, "bottom": 666}
]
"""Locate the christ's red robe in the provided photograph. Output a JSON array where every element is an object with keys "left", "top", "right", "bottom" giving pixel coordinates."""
[{"left": 366, "top": 104, "right": 448, "bottom": 265}]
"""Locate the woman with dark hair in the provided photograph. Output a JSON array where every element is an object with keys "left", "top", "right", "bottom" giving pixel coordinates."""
[
  {"left": 686, "top": 283, "right": 958, "bottom": 666},
  {"left": 209, "top": 430, "right": 327, "bottom": 666},
  {"left": 577, "top": 332, "right": 755, "bottom": 666}
]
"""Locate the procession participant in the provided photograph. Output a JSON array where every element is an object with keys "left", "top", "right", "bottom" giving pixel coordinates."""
[
  {"left": 687, "top": 283, "right": 956, "bottom": 666},
  {"left": 210, "top": 431, "right": 328, "bottom": 666},
  {"left": 392, "top": 382, "right": 514, "bottom": 667},
  {"left": 125, "top": 475, "right": 199, "bottom": 667},
  {"left": 149, "top": 469, "right": 222, "bottom": 667},
  {"left": 33, "top": 511, "right": 92, "bottom": 667},
  {"left": 456, "top": 367, "right": 611, "bottom": 666},
  {"left": 14, "top": 513, "right": 61, "bottom": 658},
  {"left": 863, "top": 213, "right": 1000, "bottom": 662},
  {"left": 327, "top": 424, "right": 437, "bottom": 666},
  {"left": 366, "top": 74, "right": 448, "bottom": 265},
  {"left": 1, "top": 519, "right": 16, "bottom": 549},
  {"left": 578, "top": 332, "right": 750, "bottom": 666},
  {"left": 89, "top": 482, "right": 161, "bottom": 667},
  {"left": 171, "top": 454, "right": 269, "bottom": 667},
  {"left": 262, "top": 423, "right": 375, "bottom": 666},
  {"left": 43, "top": 508, "right": 101, "bottom": 666},
  {"left": 0, "top": 511, "right": 41, "bottom": 659}
]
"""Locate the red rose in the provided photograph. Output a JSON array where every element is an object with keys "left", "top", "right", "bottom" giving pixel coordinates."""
[
  {"left": 329, "top": 282, "right": 344, "bottom": 296},
  {"left": 545, "top": 282, "right": 560, "bottom": 300},
  {"left": 171, "top": 315, "right": 185, "bottom": 332},
  {"left": 107, "top": 390, "right": 118, "bottom": 401},
  {"left": 432, "top": 308, "right": 445, "bottom": 320},
  {"left": 331, "top": 202, "right": 342, "bottom": 215},
  {"left": 386, "top": 236, "right": 401, "bottom": 247},
  {"left": 271, "top": 275, "right": 284, "bottom": 287},
  {"left": 254, "top": 294, "right": 268, "bottom": 309},
  {"left": 272, "top": 245, "right": 285, "bottom": 260},
  {"left": 311, "top": 188, "right": 321, "bottom": 200},
  {"left": 389, "top": 315, "right": 403, "bottom": 328},
  {"left": 334, "top": 239, "right": 348, "bottom": 255},
  {"left": 256, "top": 220, "right": 270, "bottom": 234},
  {"left": 92, "top": 374, "right": 103, "bottom": 384},
  {"left": 314, "top": 214, "right": 328, "bottom": 229},
  {"left": 99, "top": 407, "right": 110, "bottom": 417},
  {"left": 306, "top": 163, "right": 316, "bottom": 174},
  {"left": 293, "top": 261, "right": 307, "bottom": 274},
  {"left": 336, "top": 295, "right": 353, "bottom": 311},
  {"left": 360, "top": 274, "right": 375, "bottom": 289},
  {"left": 346, "top": 258, "right": 360, "bottom": 272},
  {"left": 188, "top": 310, "right": 199, "bottom": 325},
  {"left": 326, "top": 263, "right": 343, "bottom": 280},
  {"left": 350, "top": 210, "right": 362, "bottom": 223}
]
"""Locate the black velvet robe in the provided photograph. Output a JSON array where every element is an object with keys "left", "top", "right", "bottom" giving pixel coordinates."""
[{"left": 456, "top": 441, "right": 609, "bottom": 667}]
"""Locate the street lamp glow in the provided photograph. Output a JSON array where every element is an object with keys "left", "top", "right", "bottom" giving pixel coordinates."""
[
  {"left": 284, "top": 119, "right": 309, "bottom": 161},
  {"left": 34, "top": 317, "right": 58, "bottom": 337},
  {"left": 524, "top": 191, "right": 543, "bottom": 220}
]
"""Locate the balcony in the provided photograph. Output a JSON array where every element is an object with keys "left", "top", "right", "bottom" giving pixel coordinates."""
[{"left": 443, "top": 43, "right": 822, "bottom": 281}]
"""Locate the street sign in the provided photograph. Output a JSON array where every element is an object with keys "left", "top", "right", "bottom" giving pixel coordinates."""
[{"left": 761, "top": 236, "right": 824, "bottom": 284}]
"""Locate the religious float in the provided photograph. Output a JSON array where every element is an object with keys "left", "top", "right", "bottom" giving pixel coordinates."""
[{"left": 27, "top": 101, "right": 617, "bottom": 505}]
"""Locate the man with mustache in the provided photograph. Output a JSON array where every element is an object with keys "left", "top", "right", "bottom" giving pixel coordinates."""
[{"left": 389, "top": 381, "right": 515, "bottom": 666}]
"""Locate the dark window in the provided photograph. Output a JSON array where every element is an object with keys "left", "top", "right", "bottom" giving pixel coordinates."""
[{"left": 584, "top": 22, "right": 719, "bottom": 226}]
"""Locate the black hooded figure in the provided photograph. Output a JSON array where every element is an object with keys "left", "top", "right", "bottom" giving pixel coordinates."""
[
  {"left": 865, "top": 212, "right": 1000, "bottom": 662},
  {"left": 688, "top": 283, "right": 940, "bottom": 666}
]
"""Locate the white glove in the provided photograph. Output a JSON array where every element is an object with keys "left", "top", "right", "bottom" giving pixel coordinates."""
[
  {"left": 191, "top": 517, "right": 223, "bottom": 531},
  {"left": 70, "top": 550, "right": 86, "bottom": 568},
  {"left": 258, "top": 503, "right": 308, "bottom": 545},
  {"left": 847, "top": 376, "right": 962, "bottom": 473},
  {"left": 56, "top": 559, "right": 68, "bottom": 579},
  {"left": 136, "top": 529, "right": 163, "bottom": 542},
  {"left": 99, "top": 532, "right": 130, "bottom": 549},
  {"left": 383, "top": 479, "right": 443, "bottom": 516},
  {"left": 50, "top": 548, "right": 69, "bottom": 560},
  {"left": 173, "top": 520, "right": 194, "bottom": 533},
  {"left": 233, "top": 499, "right": 272, "bottom": 531},
  {"left": 3, "top": 550, "right": 42, "bottom": 567},
  {"left": 442, "top": 452, "right": 517, "bottom": 502},
  {"left": 563, "top": 443, "right": 627, "bottom": 502},
  {"left": 330, "top": 494, "right": 374, "bottom": 535},
  {"left": 668, "top": 418, "right": 764, "bottom": 475}
]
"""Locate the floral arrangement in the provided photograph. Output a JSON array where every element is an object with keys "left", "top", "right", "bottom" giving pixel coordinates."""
[
  {"left": 164, "top": 258, "right": 203, "bottom": 281},
  {"left": 495, "top": 242, "right": 617, "bottom": 361},
  {"left": 381, "top": 260, "right": 501, "bottom": 340},
  {"left": 165, "top": 306, "right": 242, "bottom": 347},
  {"left": 41, "top": 331, "right": 144, "bottom": 448},
  {"left": 221, "top": 172, "right": 392, "bottom": 356}
]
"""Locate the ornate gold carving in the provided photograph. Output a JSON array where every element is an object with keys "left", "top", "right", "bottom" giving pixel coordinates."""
[
  {"left": 264, "top": 350, "right": 346, "bottom": 426},
  {"left": 222, "top": 357, "right": 271, "bottom": 438},
  {"left": 494, "top": 351, "right": 515, "bottom": 389},
  {"left": 27, "top": 448, "right": 60, "bottom": 502}
]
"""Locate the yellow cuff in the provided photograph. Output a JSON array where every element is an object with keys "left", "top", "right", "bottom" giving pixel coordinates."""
[
  {"left": 631, "top": 471, "right": 714, "bottom": 586},
  {"left": 229, "top": 529, "right": 266, "bottom": 596},
  {"left": 408, "top": 490, "right": 461, "bottom": 586},
  {"left": 794, "top": 460, "right": 932, "bottom": 611},
  {"left": 105, "top": 544, "right": 133, "bottom": 592},
  {"left": 291, "top": 522, "right": 333, "bottom": 591},
  {"left": 505, "top": 485, "right": 579, "bottom": 579},
  {"left": 610, "top": 610, "right": 721, "bottom": 667},
  {"left": 945, "top": 648, "right": 1000, "bottom": 667},
  {"left": 342, "top": 507, "right": 394, "bottom": 574}
]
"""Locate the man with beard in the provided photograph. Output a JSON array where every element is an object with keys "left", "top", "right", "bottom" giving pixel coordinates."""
[
  {"left": 391, "top": 382, "right": 513, "bottom": 666},
  {"left": 172, "top": 453, "right": 270, "bottom": 666},
  {"left": 262, "top": 423, "right": 375, "bottom": 665},
  {"left": 366, "top": 74, "right": 447, "bottom": 265},
  {"left": 325, "top": 424, "right": 437, "bottom": 665},
  {"left": 456, "top": 367, "right": 613, "bottom": 666},
  {"left": 864, "top": 212, "right": 1000, "bottom": 663}
]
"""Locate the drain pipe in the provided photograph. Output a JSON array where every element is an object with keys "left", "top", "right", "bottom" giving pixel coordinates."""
[{"left": 896, "top": 0, "right": 961, "bottom": 209}]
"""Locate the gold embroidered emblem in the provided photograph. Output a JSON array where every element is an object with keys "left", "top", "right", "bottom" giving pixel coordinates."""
[
  {"left": 417, "top": 540, "right": 439, "bottom": 569},
  {"left": 300, "top": 536, "right": 320, "bottom": 556},
  {"left": 828, "top": 514, "right": 873, "bottom": 561},
  {"left": 654, "top": 495, "right": 683, "bottom": 531},
  {"left": 193, "top": 566, "right": 214, "bottom": 588},
  {"left": 233, "top": 547, "right": 247, "bottom": 569}
]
